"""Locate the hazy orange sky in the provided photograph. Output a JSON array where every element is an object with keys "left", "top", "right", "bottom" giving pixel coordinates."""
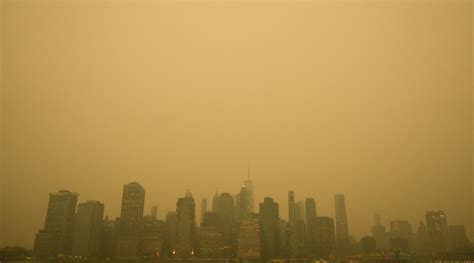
[{"left": 1, "top": 1, "right": 473, "bottom": 248}]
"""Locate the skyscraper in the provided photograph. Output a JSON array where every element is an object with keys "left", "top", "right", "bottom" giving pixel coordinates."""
[
  {"left": 214, "top": 192, "right": 234, "bottom": 257},
  {"left": 151, "top": 205, "right": 158, "bottom": 220},
  {"left": 311, "top": 217, "right": 336, "bottom": 259},
  {"left": 305, "top": 198, "right": 317, "bottom": 224},
  {"left": 139, "top": 216, "right": 165, "bottom": 257},
  {"left": 288, "top": 191, "right": 296, "bottom": 226},
  {"left": 201, "top": 197, "right": 208, "bottom": 223},
  {"left": 164, "top": 212, "right": 177, "bottom": 256},
  {"left": 295, "top": 201, "right": 305, "bottom": 221},
  {"left": 101, "top": 217, "right": 115, "bottom": 258},
  {"left": 115, "top": 182, "right": 145, "bottom": 259},
  {"left": 334, "top": 194, "right": 349, "bottom": 252},
  {"left": 34, "top": 190, "right": 79, "bottom": 258},
  {"left": 448, "top": 225, "right": 470, "bottom": 250},
  {"left": 235, "top": 185, "right": 250, "bottom": 222},
  {"left": 72, "top": 200, "right": 104, "bottom": 257},
  {"left": 175, "top": 190, "right": 196, "bottom": 258},
  {"left": 259, "top": 197, "right": 280, "bottom": 261},
  {"left": 426, "top": 211, "right": 449, "bottom": 253},
  {"left": 278, "top": 219, "right": 289, "bottom": 258},
  {"left": 371, "top": 214, "right": 388, "bottom": 251},
  {"left": 389, "top": 220, "right": 413, "bottom": 250},
  {"left": 199, "top": 211, "right": 224, "bottom": 258},
  {"left": 390, "top": 220, "right": 413, "bottom": 237},
  {"left": 236, "top": 213, "right": 261, "bottom": 261},
  {"left": 212, "top": 191, "right": 219, "bottom": 213},
  {"left": 244, "top": 175, "right": 254, "bottom": 213},
  {"left": 288, "top": 191, "right": 304, "bottom": 258}
]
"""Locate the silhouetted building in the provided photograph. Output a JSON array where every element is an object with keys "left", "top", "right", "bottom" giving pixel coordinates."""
[
  {"left": 34, "top": 190, "right": 78, "bottom": 258},
  {"left": 101, "top": 217, "right": 115, "bottom": 258},
  {"left": 259, "top": 197, "right": 280, "bottom": 261},
  {"left": 305, "top": 198, "right": 317, "bottom": 225},
  {"left": 199, "top": 212, "right": 224, "bottom": 258},
  {"left": 287, "top": 191, "right": 306, "bottom": 258},
  {"left": 201, "top": 198, "right": 208, "bottom": 223},
  {"left": 212, "top": 191, "right": 219, "bottom": 213},
  {"left": 175, "top": 190, "right": 196, "bottom": 258},
  {"left": 244, "top": 177, "right": 255, "bottom": 213},
  {"left": 334, "top": 194, "right": 349, "bottom": 253},
  {"left": 72, "top": 200, "right": 104, "bottom": 257},
  {"left": 390, "top": 220, "right": 413, "bottom": 250},
  {"left": 151, "top": 205, "right": 158, "bottom": 220},
  {"left": 360, "top": 236, "right": 376, "bottom": 253},
  {"left": 390, "top": 237, "right": 409, "bottom": 251},
  {"left": 235, "top": 185, "right": 251, "bottom": 222},
  {"left": 140, "top": 216, "right": 165, "bottom": 257},
  {"left": 236, "top": 213, "right": 260, "bottom": 261},
  {"left": 164, "top": 212, "right": 177, "bottom": 256},
  {"left": 288, "top": 191, "right": 296, "bottom": 226},
  {"left": 291, "top": 220, "right": 306, "bottom": 258},
  {"left": 426, "top": 211, "right": 449, "bottom": 253},
  {"left": 115, "top": 182, "right": 145, "bottom": 259},
  {"left": 295, "top": 201, "right": 305, "bottom": 222},
  {"left": 372, "top": 214, "right": 388, "bottom": 251},
  {"left": 311, "top": 217, "right": 335, "bottom": 259},
  {"left": 214, "top": 192, "right": 234, "bottom": 257},
  {"left": 449, "top": 225, "right": 470, "bottom": 250},
  {"left": 415, "top": 221, "right": 430, "bottom": 255},
  {"left": 278, "top": 219, "right": 289, "bottom": 258}
]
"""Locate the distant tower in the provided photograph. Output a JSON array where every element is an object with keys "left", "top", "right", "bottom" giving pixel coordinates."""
[
  {"left": 72, "top": 200, "right": 104, "bottom": 257},
  {"left": 164, "top": 212, "right": 178, "bottom": 256},
  {"left": 115, "top": 182, "right": 145, "bottom": 258},
  {"left": 33, "top": 190, "right": 79, "bottom": 258},
  {"left": 201, "top": 197, "right": 208, "bottom": 222},
  {"left": 235, "top": 185, "right": 250, "bottom": 221},
  {"left": 175, "top": 190, "right": 196, "bottom": 257},
  {"left": 305, "top": 198, "right": 317, "bottom": 224},
  {"left": 237, "top": 213, "right": 261, "bottom": 260},
  {"left": 288, "top": 191, "right": 296, "bottom": 226},
  {"left": 334, "top": 194, "right": 350, "bottom": 252},
  {"left": 372, "top": 214, "right": 388, "bottom": 250},
  {"left": 288, "top": 191, "right": 305, "bottom": 258},
  {"left": 215, "top": 193, "right": 234, "bottom": 257},
  {"left": 212, "top": 190, "right": 219, "bottom": 212},
  {"left": 259, "top": 197, "right": 280, "bottom": 260},
  {"left": 295, "top": 201, "right": 305, "bottom": 221},
  {"left": 244, "top": 164, "right": 255, "bottom": 213},
  {"left": 199, "top": 211, "right": 224, "bottom": 258},
  {"left": 312, "top": 217, "right": 336, "bottom": 258},
  {"left": 151, "top": 205, "right": 158, "bottom": 220},
  {"left": 426, "top": 211, "right": 449, "bottom": 252}
]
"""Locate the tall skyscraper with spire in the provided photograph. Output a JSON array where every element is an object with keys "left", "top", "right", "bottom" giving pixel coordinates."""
[{"left": 115, "top": 182, "right": 145, "bottom": 259}]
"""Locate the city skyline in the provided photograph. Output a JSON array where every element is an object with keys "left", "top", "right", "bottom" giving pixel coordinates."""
[
  {"left": 21, "top": 182, "right": 472, "bottom": 261},
  {"left": 2, "top": 0, "right": 472, "bottom": 256},
  {"left": 9, "top": 178, "right": 472, "bottom": 251}
]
